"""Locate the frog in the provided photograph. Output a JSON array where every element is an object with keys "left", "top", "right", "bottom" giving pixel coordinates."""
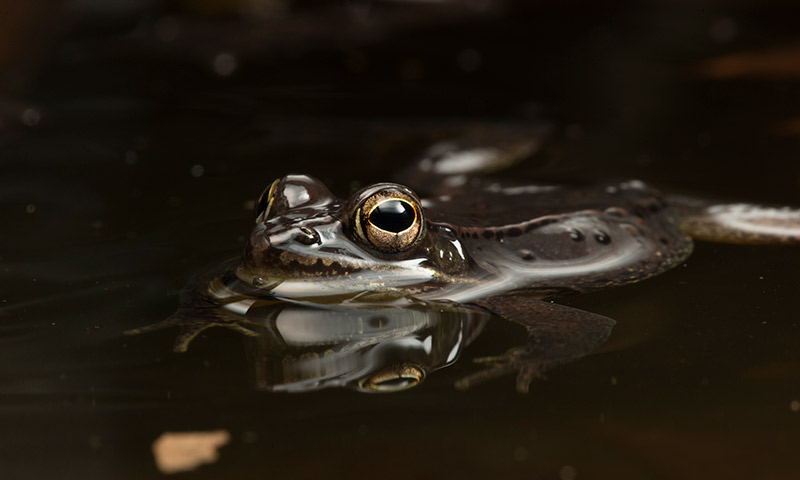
[{"left": 127, "top": 125, "right": 800, "bottom": 392}]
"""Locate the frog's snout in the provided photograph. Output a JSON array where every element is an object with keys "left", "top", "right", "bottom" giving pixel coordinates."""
[{"left": 262, "top": 223, "right": 321, "bottom": 248}]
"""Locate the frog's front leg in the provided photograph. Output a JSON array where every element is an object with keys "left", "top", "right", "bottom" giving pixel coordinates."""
[
  {"left": 124, "top": 278, "right": 263, "bottom": 352},
  {"left": 124, "top": 309, "right": 260, "bottom": 353},
  {"left": 456, "top": 296, "right": 615, "bottom": 393}
]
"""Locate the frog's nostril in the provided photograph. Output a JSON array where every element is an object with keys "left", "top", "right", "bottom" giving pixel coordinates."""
[{"left": 295, "top": 227, "right": 320, "bottom": 245}]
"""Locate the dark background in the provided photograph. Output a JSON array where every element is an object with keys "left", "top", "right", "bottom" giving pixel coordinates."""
[{"left": 1, "top": 1, "right": 800, "bottom": 479}]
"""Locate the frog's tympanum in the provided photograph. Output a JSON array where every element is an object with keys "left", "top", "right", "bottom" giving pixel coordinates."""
[{"left": 128, "top": 127, "right": 800, "bottom": 392}]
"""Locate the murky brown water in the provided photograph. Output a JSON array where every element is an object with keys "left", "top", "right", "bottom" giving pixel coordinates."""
[{"left": 2, "top": 2, "right": 800, "bottom": 479}]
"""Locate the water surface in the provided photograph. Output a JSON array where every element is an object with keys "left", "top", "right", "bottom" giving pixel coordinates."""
[{"left": 2, "top": 2, "right": 800, "bottom": 479}]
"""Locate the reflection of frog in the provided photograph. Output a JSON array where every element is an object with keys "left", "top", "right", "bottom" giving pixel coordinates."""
[
  {"left": 243, "top": 300, "right": 488, "bottom": 393},
  {"left": 128, "top": 126, "right": 800, "bottom": 392}
]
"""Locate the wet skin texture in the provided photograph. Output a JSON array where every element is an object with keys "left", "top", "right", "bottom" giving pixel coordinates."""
[
  {"left": 127, "top": 138, "right": 800, "bottom": 392},
  {"left": 238, "top": 176, "right": 693, "bottom": 304},
  {"left": 201, "top": 174, "right": 694, "bottom": 392}
]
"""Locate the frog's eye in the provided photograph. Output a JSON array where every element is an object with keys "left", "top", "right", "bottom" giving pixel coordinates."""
[
  {"left": 359, "top": 364, "right": 425, "bottom": 392},
  {"left": 254, "top": 179, "right": 278, "bottom": 221},
  {"left": 353, "top": 185, "right": 424, "bottom": 253}
]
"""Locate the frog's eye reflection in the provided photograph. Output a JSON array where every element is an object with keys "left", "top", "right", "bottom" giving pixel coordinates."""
[
  {"left": 354, "top": 186, "right": 424, "bottom": 253},
  {"left": 254, "top": 179, "right": 278, "bottom": 221},
  {"left": 361, "top": 364, "right": 425, "bottom": 392}
]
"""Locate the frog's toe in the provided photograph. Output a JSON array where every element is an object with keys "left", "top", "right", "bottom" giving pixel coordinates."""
[
  {"left": 456, "top": 347, "right": 544, "bottom": 392},
  {"left": 171, "top": 321, "right": 259, "bottom": 352},
  {"left": 454, "top": 363, "right": 516, "bottom": 390},
  {"left": 171, "top": 327, "right": 201, "bottom": 353},
  {"left": 515, "top": 364, "right": 544, "bottom": 394},
  {"left": 471, "top": 353, "right": 514, "bottom": 366},
  {"left": 124, "top": 317, "right": 181, "bottom": 336},
  {"left": 126, "top": 314, "right": 260, "bottom": 352},
  {"left": 226, "top": 322, "right": 260, "bottom": 337}
]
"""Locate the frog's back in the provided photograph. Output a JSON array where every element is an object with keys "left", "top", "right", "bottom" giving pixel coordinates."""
[{"left": 423, "top": 180, "right": 693, "bottom": 302}]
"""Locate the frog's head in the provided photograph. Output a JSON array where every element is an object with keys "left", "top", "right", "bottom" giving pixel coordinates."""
[{"left": 237, "top": 175, "right": 468, "bottom": 299}]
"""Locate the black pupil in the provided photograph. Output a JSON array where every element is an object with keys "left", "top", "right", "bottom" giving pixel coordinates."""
[{"left": 369, "top": 200, "right": 415, "bottom": 233}]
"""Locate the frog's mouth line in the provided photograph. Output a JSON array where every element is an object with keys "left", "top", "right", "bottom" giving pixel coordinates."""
[
  {"left": 237, "top": 250, "right": 440, "bottom": 299},
  {"left": 276, "top": 249, "right": 367, "bottom": 275}
]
